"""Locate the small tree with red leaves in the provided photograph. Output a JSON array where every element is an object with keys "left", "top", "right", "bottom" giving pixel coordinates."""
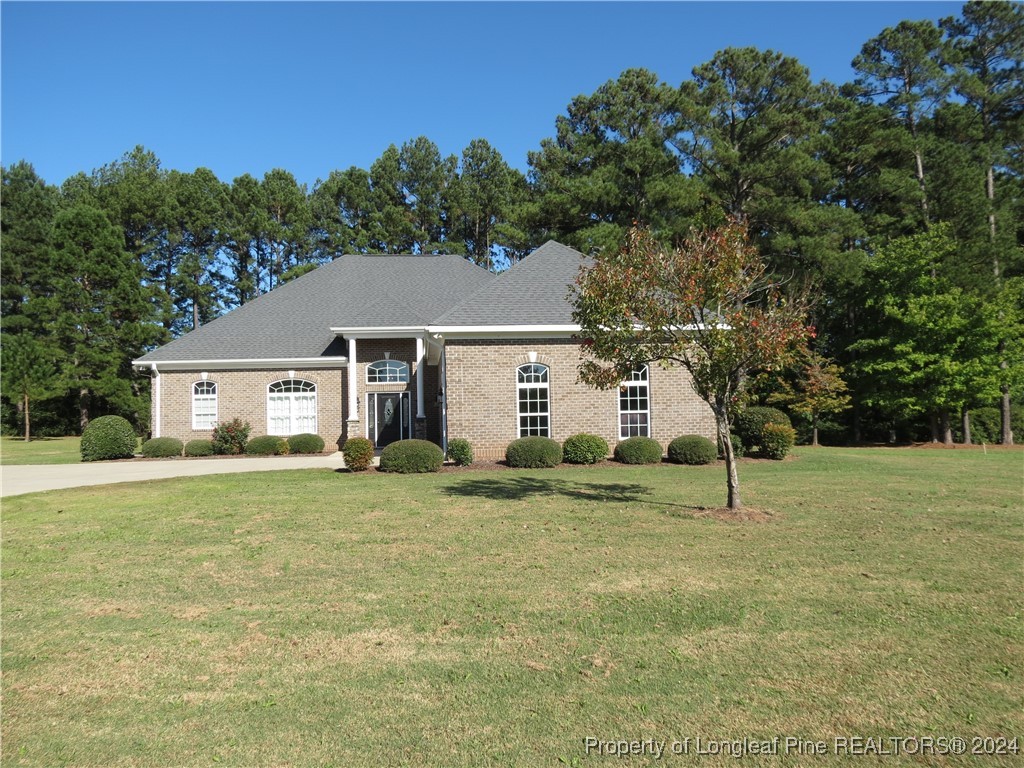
[{"left": 573, "top": 224, "right": 811, "bottom": 510}]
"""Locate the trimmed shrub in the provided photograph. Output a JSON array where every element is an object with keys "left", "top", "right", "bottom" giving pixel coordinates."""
[
  {"left": 668, "top": 435, "right": 717, "bottom": 465},
  {"left": 184, "top": 439, "right": 215, "bottom": 457},
  {"left": 379, "top": 439, "right": 444, "bottom": 473},
  {"left": 80, "top": 415, "right": 137, "bottom": 461},
  {"left": 761, "top": 423, "right": 796, "bottom": 460},
  {"left": 613, "top": 436, "right": 663, "bottom": 465},
  {"left": 342, "top": 437, "right": 375, "bottom": 471},
  {"left": 140, "top": 437, "right": 183, "bottom": 458},
  {"left": 212, "top": 418, "right": 251, "bottom": 455},
  {"left": 735, "top": 407, "right": 791, "bottom": 454},
  {"left": 245, "top": 435, "right": 287, "bottom": 456},
  {"left": 505, "top": 436, "right": 563, "bottom": 468},
  {"left": 446, "top": 438, "right": 473, "bottom": 466},
  {"left": 288, "top": 433, "right": 325, "bottom": 454},
  {"left": 563, "top": 433, "right": 609, "bottom": 464}
]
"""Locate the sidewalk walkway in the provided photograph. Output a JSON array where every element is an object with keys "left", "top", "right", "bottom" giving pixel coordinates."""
[{"left": 1, "top": 453, "right": 350, "bottom": 498}]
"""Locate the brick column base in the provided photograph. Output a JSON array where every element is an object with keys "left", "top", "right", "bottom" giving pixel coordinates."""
[
  {"left": 414, "top": 417, "right": 427, "bottom": 440},
  {"left": 345, "top": 419, "right": 360, "bottom": 444}
]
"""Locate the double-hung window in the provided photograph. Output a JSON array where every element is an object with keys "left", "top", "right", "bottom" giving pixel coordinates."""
[
  {"left": 192, "top": 381, "right": 217, "bottom": 430},
  {"left": 517, "top": 364, "right": 550, "bottom": 437},
  {"left": 267, "top": 379, "right": 317, "bottom": 436},
  {"left": 619, "top": 365, "right": 650, "bottom": 438}
]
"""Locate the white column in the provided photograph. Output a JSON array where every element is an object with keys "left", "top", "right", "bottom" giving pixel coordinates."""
[
  {"left": 151, "top": 364, "right": 161, "bottom": 438},
  {"left": 347, "top": 337, "right": 358, "bottom": 421},
  {"left": 415, "top": 335, "right": 426, "bottom": 419}
]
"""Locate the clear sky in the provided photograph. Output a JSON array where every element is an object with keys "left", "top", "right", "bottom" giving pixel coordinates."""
[{"left": 2, "top": 1, "right": 959, "bottom": 188}]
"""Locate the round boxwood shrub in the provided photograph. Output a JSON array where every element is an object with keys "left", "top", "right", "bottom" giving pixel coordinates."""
[
  {"left": 735, "top": 407, "right": 791, "bottom": 453},
  {"left": 140, "top": 436, "right": 184, "bottom": 458},
  {"left": 563, "top": 433, "right": 609, "bottom": 465},
  {"left": 184, "top": 439, "right": 215, "bottom": 457},
  {"left": 342, "top": 437, "right": 375, "bottom": 471},
  {"left": 761, "top": 423, "right": 796, "bottom": 460},
  {"left": 288, "top": 433, "right": 325, "bottom": 454},
  {"left": 379, "top": 439, "right": 444, "bottom": 473},
  {"left": 613, "top": 436, "right": 663, "bottom": 465},
  {"left": 245, "top": 435, "right": 287, "bottom": 456},
  {"left": 80, "top": 415, "right": 138, "bottom": 462},
  {"left": 668, "top": 435, "right": 717, "bottom": 465},
  {"left": 505, "top": 436, "right": 563, "bottom": 468},
  {"left": 446, "top": 438, "right": 473, "bottom": 466}
]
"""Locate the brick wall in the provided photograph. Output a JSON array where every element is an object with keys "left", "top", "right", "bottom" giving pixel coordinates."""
[
  {"left": 156, "top": 368, "right": 347, "bottom": 449},
  {"left": 444, "top": 338, "right": 715, "bottom": 459}
]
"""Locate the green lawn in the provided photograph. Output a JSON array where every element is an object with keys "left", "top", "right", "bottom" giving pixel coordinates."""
[
  {"left": 2, "top": 448, "right": 1021, "bottom": 767},
  {"left": 0, "top": 436, "right": 82, "bottom": 465}
]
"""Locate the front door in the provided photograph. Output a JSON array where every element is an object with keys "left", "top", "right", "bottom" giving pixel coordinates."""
[{"left": 369, "top": 392, "right": 410, "bottom": 447}]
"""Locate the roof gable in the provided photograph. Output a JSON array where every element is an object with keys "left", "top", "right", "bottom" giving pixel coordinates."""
[{"left": 431, "top": 241, "right": 589, "bottom": 326}]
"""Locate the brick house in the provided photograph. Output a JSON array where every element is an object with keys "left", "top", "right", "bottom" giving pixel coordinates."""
[{"left": 133, "top": 241, "right": 715, "bottom": 458}]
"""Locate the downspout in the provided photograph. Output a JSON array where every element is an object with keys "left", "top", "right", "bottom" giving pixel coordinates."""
[
  {"left": 439, "top": 342, "right": 448, "bottom": 454},
  {"left": 150, "top": 363, "right": 161, "bottom": 438},
  {"left": 415, "top": 335, "right": 426, "bottom": 419}
]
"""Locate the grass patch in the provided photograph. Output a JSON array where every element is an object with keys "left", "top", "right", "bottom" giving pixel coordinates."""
[
  {"left": 2, "top": 447, "right": 1021, "bottom": 766},
  {"left": 0, "top": 435, "right": 82, "bottom": 465}
]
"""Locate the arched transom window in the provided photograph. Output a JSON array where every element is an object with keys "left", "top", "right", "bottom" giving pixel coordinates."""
[
  {"left": 367, "top": 360, "right": 410, "bottom": 384},
  {"left": 619, "top": 365, "right": 650, "bottom": 438},
  {"left": 192, "top": 381, "right": 217, "bottom": 430},
  {"left": 517, "top": 364, "right": 550, "bottom": 437},
  {"left": 267, "top": 379, "right": 317, "bottom": 436}
]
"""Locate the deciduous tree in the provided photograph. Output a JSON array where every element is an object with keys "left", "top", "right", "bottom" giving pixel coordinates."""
[{"left": 573, "top": 223, "right": 811, "bottom": 510}]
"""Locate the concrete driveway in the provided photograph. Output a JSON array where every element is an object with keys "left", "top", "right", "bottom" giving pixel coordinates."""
[{"left": 1, "top": 453, "right": 349, "bottom": 498}]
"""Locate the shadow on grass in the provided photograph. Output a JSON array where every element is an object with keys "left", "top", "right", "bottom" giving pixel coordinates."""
[{"left": 446, "top": 476, "right": 700, "bottom": 510}]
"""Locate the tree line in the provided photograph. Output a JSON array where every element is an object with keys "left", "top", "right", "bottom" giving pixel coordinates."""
[{"left": 2, "top": 1, "right": 1021, "bottom": 444}]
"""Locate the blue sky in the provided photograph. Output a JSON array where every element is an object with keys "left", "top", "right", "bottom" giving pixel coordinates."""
[{"left": 2, "top": 1, "right": 959, "bottom": 188}]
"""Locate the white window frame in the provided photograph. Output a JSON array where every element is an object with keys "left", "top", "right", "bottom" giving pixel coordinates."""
[
  {"left": 619, "top": 365, "right": 651, "bottom": 438},
  {"left": 192, "top": 381, "right": 218, "bottom": 430},
  {"left": 366, "top": 360, "right": 410, "bottom": 384},
  {"left": 266, "top": 379, "right": 318, "bottom": 436},
  {"left": 517, "top": 363, "right": 550, "bottom": 437}
]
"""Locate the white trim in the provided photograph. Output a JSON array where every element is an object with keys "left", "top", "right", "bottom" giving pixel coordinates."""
[
  {"left": 151, "top": 364, "right": 161, "bottom": 438},
  {"left": 330, "top": 326, "right": 427, "bottom": 339},
  {"left": 133, "top": 357, "right": 348, "bottom": 372},
  {"left": 266, "top": 378, "right": 318, "bottom": 436},
  {"left": 618, "top": 365, "right": 651, "bottom": 439},
  {"left": 429, "top": 324, "right": 579, "bottom": 339},
  {"left": 415, "top": 336, "right": 426, "bottom": 419},
  {"left": 366, "top": 391, "right": 411, "bottom": 445},
  {"left": 191, "top": 380, "right": 218, "bottom": 431},
  {"left": 516, "top": 363, "right": 551, "bottom": 438},
  {"left": 347, "top": 338, "right": 358, "bottom": 422}
]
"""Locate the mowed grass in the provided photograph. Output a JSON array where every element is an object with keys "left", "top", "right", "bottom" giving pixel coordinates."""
[
  {"left": 0, "top": 436, "right": 82, "bottom": 465},
  {"left": 2, "top": 448, "right": 1021, "bottom": 767}
]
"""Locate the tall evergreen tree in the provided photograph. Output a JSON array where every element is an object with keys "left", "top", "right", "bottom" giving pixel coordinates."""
[{"left": 529, "top": 68, "right": 698, "bottom": 254}]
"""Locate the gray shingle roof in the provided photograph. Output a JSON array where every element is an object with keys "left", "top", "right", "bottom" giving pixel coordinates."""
[
  {"left": 136, "top": 254, "right": 493, "bottom": 362},
  {"left": 431, "top": 241, "right": 589, "bottom": 326}
]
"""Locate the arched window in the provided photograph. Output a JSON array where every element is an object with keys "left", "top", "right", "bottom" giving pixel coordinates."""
[
  {"left": 192, "top": 381, "right": 217, "bottom": 430},
  {"left": 267, "top": 379, "right": 317, "bottom": 436},
  {"left": 517, "top": 364, "right": 550, "bottom": 437},
  {"left": 367, "top": 360, "right": 410, "bottom": 384},
  {"left": 619, "top": 365, "right": 650, "bottom": 438}
]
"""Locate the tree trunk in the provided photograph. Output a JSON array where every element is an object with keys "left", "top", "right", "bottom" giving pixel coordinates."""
[
  {"left": 23, "top": 392, "right": 30, "bottom": 442},
  {"left": 79, "top": 388, "right": 91, "bottom": 433},
  {"left": 193, "top": 297, "right": 200, "bottom": 331},
  {"left": 811, "top": 413, "right": 819, "bottom": 447},
  {"left": 1001, "top": 382, "right": 1014, "bottom": 445},
  {"left": 940, "top": 411, "right": 953, "bottom": 446},
  {"left": 929, "top": 414, "right": 940, "bottom": 443},
  {"left": 961, "top": 406, "right": 972, "bottom": 446},
  {"left": 715, "top": 408, "right": 741, "bottom": 510}
]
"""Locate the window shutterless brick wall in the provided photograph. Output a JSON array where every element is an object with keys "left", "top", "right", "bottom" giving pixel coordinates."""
[
  {"left": 155, "top": 368, "right": 347, "bottom": 450},
  {"left": 443, "top": 338, "right": 716, "bottom": 459}
]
